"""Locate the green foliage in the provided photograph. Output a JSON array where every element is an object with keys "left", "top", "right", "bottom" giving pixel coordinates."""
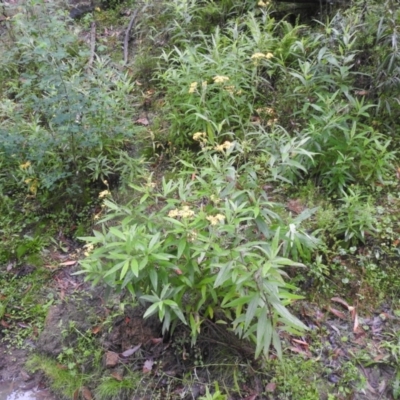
[
  {"left": 78, "top": 143, "right": 316, "bottom": 358},
  {"left": 0, "top": 0, "right": 143, "bottom": 206},
  {"left": 158, "top": 7, "right": 397, "bottom": 193}
]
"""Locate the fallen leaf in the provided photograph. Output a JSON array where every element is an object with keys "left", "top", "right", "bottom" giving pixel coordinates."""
[
  {"left": 331, "top": 297, "right": 351, "bottom": 310},
  {"left": 0, "top": 320, "right": 10, "bottom": 328},
  {"left": 353, "top": 312, "right": 359, "bottom": 332},
  {"left": 286, "top": 199, "right": 305, "bottom": 214},
  {"left": 150, "top": 337, "right": 163, "bottom": 345},
  {"left": 174, "top": 268, "right": 183, "bottom": 275},
  {"left": 58, "top": 260, "right": 77, "bottom": 266},
  {"left": 120, "top": 344, "right": 141, "bottom": 358},
  {"left": 143, "top": 359, "right": 154, "bottom": 373},
  {"left": 91, "top": 325, "right": 101, "bottom": 335},
  {"left": 136, "top": 117, "right": 149, "bottom": 126},
  {"left": 81, "top": 386, "right": 93, "bottom": 400},
  {"left": 265, "top": 382, "right": 276, "bottom": 392},
  {"left": 110, "top": 371, "right": 123, "bottom": 381},
  {"left": 105, "top": 351, "right": 119, "bottom": 368},
  {"left": 292, "top": 339, "right": 309, "bottom": 347},
  {"left": 328, "top": 307, "right": 347, "bottom": 320}
]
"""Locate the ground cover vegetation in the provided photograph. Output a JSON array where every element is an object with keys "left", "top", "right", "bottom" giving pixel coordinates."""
[{"left": 1, "top": 0, "right": 400, "bottom": 398}]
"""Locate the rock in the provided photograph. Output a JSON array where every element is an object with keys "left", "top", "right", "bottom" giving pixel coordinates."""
[{"left": 37, "top": 295, "right": 105, "bottom": 357}]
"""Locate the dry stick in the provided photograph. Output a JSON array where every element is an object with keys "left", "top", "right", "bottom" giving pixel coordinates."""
[
  {"left": 87, "top": 21, "right": 96, "bottom": 70},
  {"left": 123, "top": 8, "right": 139, "bottom": 65}
]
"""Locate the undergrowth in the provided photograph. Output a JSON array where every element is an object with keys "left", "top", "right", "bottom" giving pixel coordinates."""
[{"left": 1, "top": 0, "right": 400, "bottom": 398}]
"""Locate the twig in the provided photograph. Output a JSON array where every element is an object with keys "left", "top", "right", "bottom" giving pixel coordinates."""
[
  {"left": 87, "top": 21, "right": 96, "bottom": 70},
  {"left": 123, "top": 8, "right": 139, "bottom": 65}
]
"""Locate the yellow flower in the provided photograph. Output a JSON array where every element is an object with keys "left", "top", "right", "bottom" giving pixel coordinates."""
[
  {"left": 213, "top": 75, "right": 230, "bottom": 84},
  {"left": 168, "top": 209, "right": 179, "bottom": 218},
  {"left": 214, "top": 141, "right": 233, "bottom": 152},
  {"left": 224, "top": 85, "right": 235, "bottom": 94},
  {"left": 193, "top": 132, "right": 206, "bottom": 141},
  {"left": 168, "top": 206, "right": 195, "bottom": 219},
  {"left": 179, "top": 205, "right": 195, "bottom": 218},
  {"left": 206, "top": 214, "right": 225, "bottom": 226},
  {"left": 188, "top": 230, "right": 198, "bottom": 242},
  {"left": 251, "top": 52, "right": 266, "bottom": 60},
  {"left": 251, "top": 52, "right": 274, "bottom": 64},
  {"left": 146, "top": 181, "right": 156, "bottom": 189},
  {"left": 188, "top": 82, "right": 198, "bottom": 93},
  {"left": 258, "top": 0, "right": 269, "bottom": 6},
  {"left": 84, "top": 243, "right": 94, "bottom": 257},
  {"left": 24, "top": 178, "right": 38, "bottom": 195},
  {"left": 267, "top": 118, "right": 278, "bottom": 126},
  {"left": 210, "top": 194, "right": 221, "bottom": 204},
  {"left": 98, "top": 190, "right": 110, "bottom": 198},
  {"left": 20, "top": 161, "right": 31, "bottom": 170},
  {"left": 202, "top": 81, "right": 208, "bottom": 89}
]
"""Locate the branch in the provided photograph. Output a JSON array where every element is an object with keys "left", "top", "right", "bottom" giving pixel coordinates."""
[
  {"left": 87, "top": 21, "right": 96, "bottom": 70},
  {"left": 123, "top": 8, "right": 139, "bottom": 66}
]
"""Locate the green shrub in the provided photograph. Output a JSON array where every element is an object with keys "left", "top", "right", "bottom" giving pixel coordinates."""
[
  {"left": 78, "top": 142, "right": 318, "bottom": 358},
  {"left": 0, "top": 1, "right": 143, "bottom": 205}
]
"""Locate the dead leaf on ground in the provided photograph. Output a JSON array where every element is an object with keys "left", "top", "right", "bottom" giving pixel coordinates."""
[
  {"left": 120, "top": 343, "right": 141, "bottom": 358},
  {"left": 0, "top": 320, "right": 10, "bottom": 328},
  {"left": 58, "top": 260, "right": 77, "bottom": 266},
  {"left": 292, "top": 339, "right": 309, "bottom": 347},
  {"left": 136, "top": 117, "right": 149, "bottom": 126},
  {"left": 286, "top": 199, "right": 305, "bottom": 214},
  {"left": 143, "top": 359, "right": 154, "bottom": 373},
  {"left": 91, "top": 325, "right": 101, "bottom": 335},
  {"left": 150, "top": 337, "right": 163, "bottom": 345},
  {"left": 110, "top": 371, "right": 123, "bottom": 381},
  {"left": 328, "top": 306, "right": 347, "bottom": 320},
  {"left": 265, "top": 382, "right": 276, "bottom": 392},
  {"left": 353, "top": 312, "right": 359, "bottom": 332},
  {"left": 331, "top": 296, "right": 351, "bottom": 310},
  {"left": 81, "top": 386, "right": 93, "bottom": 400}
]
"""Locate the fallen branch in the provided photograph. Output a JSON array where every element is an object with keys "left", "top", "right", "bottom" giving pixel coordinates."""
[
  {"left": 123, "top": 8, "right": 139, "bottom": 65},
  {"left": 87, "top": 21, "right": 96, "bottom": 70}
]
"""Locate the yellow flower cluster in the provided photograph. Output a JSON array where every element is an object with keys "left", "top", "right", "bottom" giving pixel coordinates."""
[
  {"left": 84, "top": 243, "right": 94, "bottom": 257},
  {"left": 206, "top": 214, "right": 225, "bottom": 226},
  {"left": 168, "top": 205, "right": 195, "bottom": 219},
  {"left": 214, "top": 141, "right": 233, "bottom": 152},
  {"left": 188, "top": 82, "right": 198, "bottom": 93},
  {"left": 145, "top": 181, "right": 156, "bottom": 189},
  {"left": 187, "top": 230, "right": 198, "bottom": 242},
  {"left": 256, "top": 107, "right": 278, "bottom": 126},
  {"left": 20, "top": 161, "right": 31, "bottom": 170},
  {"left": 213, "top": 75, "right": 230, "bottom": 84},
  {"left": 24, "top": 178, "right": 38, "bottom": 195},
  {"left": 258, "top": 0, "right": 270, "bottom": 7},
  {"left": 193, "top": 132, "right": 207, "bottom": 141},
  {"left": 267, "top": 118, "right": 278, "bottom": 126},
  {"left": 251, "top": 52, "right": 274, "bottom": 62},
  {"left": 210, "top": 194, "right": 221, "bottom": 204},
  {"left": 98, "top": 190, "right": 110, "bottom": 198}
]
